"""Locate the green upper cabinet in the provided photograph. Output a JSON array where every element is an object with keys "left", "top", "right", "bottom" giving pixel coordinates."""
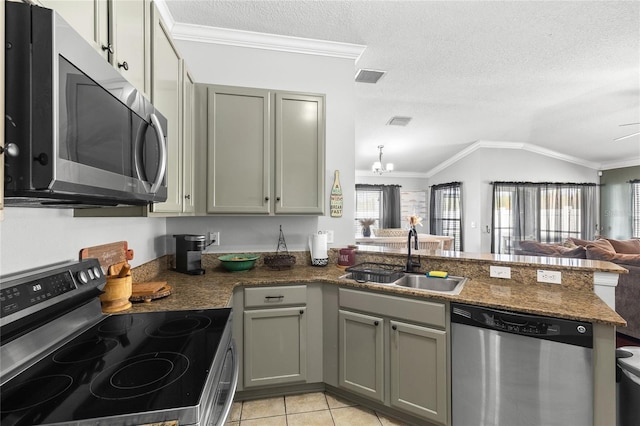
[
  {"left": 149, "top": 4, "right": 183, "bottom": 214},
  {"left": 275, "top": 93, "right": 325, "bottom": 215},
  {"left": 110, "top": 0, "right": 150, "bottom": 95},
  {"left": 38, "top": 0, "right": 150, "bottom": 96},
  {"left": 199, "top": 84, "right": 326, "bottom": 215},
  {"left": 204, "top": 86, "right": 272, "bottom": 214},
  {"left": 37, "top": 0, "right": 109, "bottom": 60},
  {"left": 181, "top": 67, "right": 196, "bottom": 214}
]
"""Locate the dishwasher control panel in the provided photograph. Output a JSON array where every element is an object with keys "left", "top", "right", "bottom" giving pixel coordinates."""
[{"left": 451, "top": 303, "right": 593, "bottom": 348}]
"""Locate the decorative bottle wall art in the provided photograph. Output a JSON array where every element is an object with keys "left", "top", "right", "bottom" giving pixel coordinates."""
[{"left": 330, "top": 170, "right": 343, "bottom": 217}]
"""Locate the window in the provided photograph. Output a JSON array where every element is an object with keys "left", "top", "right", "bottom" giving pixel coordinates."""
[
  {"left": 354, "top": 187, "right": 382, "bottom": 236},
  {"left": 633, "top": 180, "right": 640, "bottom": 238},
  {"left": 355, "top": 184, "right": 403, "bottom": 236},
  {"left": 492, "top": 182, "right": 597, "bottom": 254},
  {"left": 430, "top": 182, "right": 463, "bottom": 251}
]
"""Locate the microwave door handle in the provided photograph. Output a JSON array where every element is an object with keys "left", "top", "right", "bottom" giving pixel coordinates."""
[
  {"left": 133, "top": 121, "right": 147, "bottom": 188},
  {"left": 149, "top": 113, "right": 167, "bottom": 194}
]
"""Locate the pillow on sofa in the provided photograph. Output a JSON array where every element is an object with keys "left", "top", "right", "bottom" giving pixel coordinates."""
[
  {"left": 517, "top": 240, "right": 586, "bottom": 258},
  {"left": 586, "top": 239, "right": 640, "bottom": 266},
  {"left": 606, "top": 238, "right": 640, "bottom": 254},
  {"left": 568, "top": 237, "right": 593, "bottom": 248}
]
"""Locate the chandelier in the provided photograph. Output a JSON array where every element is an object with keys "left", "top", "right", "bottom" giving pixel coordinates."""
[{"left": 372, "top": 145, "right": 394, "bottom": 175}]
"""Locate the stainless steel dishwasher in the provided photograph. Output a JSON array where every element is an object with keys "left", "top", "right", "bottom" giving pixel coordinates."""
[{"left": 451, "top": 303, "right": 593, "bottom": 426}]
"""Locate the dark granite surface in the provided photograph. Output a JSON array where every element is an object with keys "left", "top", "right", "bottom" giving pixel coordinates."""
[{"left": 121, "top": 249, "right": 626, "bottom": 327}]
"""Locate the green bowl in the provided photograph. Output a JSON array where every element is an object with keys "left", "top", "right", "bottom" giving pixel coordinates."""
[{"left": 218, "top": 254, "right": 260, "bottom": 272}]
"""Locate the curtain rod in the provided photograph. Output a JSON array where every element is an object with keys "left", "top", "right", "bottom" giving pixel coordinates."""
[
  {"left": 430, "top": 181, "right": 461, "bottom": 189},
  {"left": 490, "top": 181, "right": 598, "bottom": 186},
  {"left": 355, "top": 184, "right": 402, "bottom": 188}
]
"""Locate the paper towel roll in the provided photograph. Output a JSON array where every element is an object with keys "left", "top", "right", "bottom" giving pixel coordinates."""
[{"left": 310, "top": 233, "right": 328, "bottom": 260}]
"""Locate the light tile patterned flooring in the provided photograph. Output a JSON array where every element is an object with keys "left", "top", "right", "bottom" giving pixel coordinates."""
[{"left": 227, "top": 392, "right": 409, "bottom": 426}]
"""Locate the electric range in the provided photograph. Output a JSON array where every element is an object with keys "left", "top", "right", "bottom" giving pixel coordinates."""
[{"left": 0, "top": 259, "right": 237, "bottom": 426}]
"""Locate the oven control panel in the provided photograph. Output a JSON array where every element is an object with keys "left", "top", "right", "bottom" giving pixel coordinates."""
[{"left": 0, "top": 259, "right": 105, "bottom": 319}]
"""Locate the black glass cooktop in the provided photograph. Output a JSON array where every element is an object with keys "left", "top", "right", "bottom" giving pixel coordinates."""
[{"left": 1, "top": 308, "right": 231, "bottom": 425}]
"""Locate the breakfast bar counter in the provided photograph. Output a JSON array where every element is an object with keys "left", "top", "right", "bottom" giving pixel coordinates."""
[{"left": 123, "top": 249, "right": 626, "bottom": 327}]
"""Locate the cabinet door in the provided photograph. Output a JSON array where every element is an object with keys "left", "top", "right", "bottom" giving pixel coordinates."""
[
  {"left": 338, "top": 310, "right": 384, "bottom": 402},
  {"left": 150, "top": 6, "right": 182, "bottom": 213},
  {"left": 39, "top": 0, "right": 109, "bottom": 60},
  {"left": 275, "top": 93, "right": 325, "bottom": 214},
  {"left": 206, "top": 86, "right": 271, "bottom": 214},
  {"left": 110, "top": 0, "right": 149, "bottom": 95},
  {"left": 181, "top": 67, "right": 195, "bottom": 213},
  {"left": 389, "top": 320, "right": 447, "bottom": 424},
  {"left": 244, "top": 307, "right": 307, "bottom": 387}
]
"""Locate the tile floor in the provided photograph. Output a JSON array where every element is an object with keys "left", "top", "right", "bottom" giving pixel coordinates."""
[{"left": 227, "top": 392, "right": 409, "bottom": 426}]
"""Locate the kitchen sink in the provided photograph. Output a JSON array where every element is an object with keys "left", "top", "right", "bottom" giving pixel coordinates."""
[
  {"left": 393, "top": 274, "right": 467, "bottom": 295},
  {"left": 339, "top": 272, "right": 467, "bottom": 295}
]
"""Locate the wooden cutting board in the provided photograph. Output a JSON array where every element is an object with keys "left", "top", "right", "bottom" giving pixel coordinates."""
[
  {"left": 79, "top": 241, "right": 134, "bottom": 274},
  {"left": 130, "top": 282, "right": 172, "bottom": 303}
]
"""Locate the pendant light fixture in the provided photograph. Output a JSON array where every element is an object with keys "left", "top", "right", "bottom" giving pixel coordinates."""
[{"left": 372, "top": 145, "right": 394, "bottom": 175}]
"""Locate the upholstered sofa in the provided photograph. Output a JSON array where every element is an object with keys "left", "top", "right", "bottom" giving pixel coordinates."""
[{"left": 515, "top": 238, "right": 640, "bottom": 340}]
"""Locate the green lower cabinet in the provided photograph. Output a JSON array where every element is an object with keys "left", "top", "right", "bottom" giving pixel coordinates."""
[
  {"left": 389, "top": 320, "right": 447, "bottom": 424},
  {"left": 338, "top": 310, "right": 385, "bottom": 402},
  {"left": 338, "top": 299, "right": 448, "bottom": 425},
  {"left": 243, "top": 307, "right": 307, "bottom": 387}
]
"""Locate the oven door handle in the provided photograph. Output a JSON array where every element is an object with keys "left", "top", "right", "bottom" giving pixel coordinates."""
[{"left": 215, "top": 339, "right": 239, "bottom": 426}]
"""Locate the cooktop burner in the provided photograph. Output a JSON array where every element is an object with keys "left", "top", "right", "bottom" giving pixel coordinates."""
[{"left": 0, "top": 308, "right": 231, "bottom": 426}]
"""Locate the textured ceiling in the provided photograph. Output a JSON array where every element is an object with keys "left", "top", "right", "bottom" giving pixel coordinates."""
[{"left": 164, "top": 0, "right": 640, "bottom": 174}]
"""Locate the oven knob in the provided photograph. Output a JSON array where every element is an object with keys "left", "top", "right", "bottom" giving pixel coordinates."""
[
  {"left": 77, "top": 271, "right": 89, "bottom": 284},
  {"left": 93, "top": 266, "right": 102, "bottom": 278},
  {"left": 88, "top": 269, "right": 95, "bottom": 280}
]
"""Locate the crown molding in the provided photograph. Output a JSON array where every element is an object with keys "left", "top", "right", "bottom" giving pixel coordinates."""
[
  {"left": 599, "top": 157, "right": 640, "bottom": 170},
  {"left": 355, "top": 170, "right": 429, "bottom": 179},
  {"left": 171, "top": 22, "right": 366, "bottom": 60},
  {"left": 153, "top": 0, "right": 176, "bottom": 31},
  {"left": 425, "top": 140, "right": 602, "bottom": 177}
]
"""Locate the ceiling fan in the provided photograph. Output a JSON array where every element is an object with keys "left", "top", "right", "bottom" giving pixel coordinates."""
[{"left": 614, "top": 123, "right": 640, "bottom": 142}]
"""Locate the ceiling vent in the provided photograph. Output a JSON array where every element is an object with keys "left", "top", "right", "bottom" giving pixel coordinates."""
[
  {"left": 387, "top": 116, "right": 412, "bottom": 127},
  {"left": 355, "top": 69, "right": 386, "bottom": 84}
]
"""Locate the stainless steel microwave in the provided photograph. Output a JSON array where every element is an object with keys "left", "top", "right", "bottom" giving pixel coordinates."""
[{"left": 4, "top": 3, "right": 168, "bottom": 207}]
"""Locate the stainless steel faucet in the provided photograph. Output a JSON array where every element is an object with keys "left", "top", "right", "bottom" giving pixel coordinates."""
[{"left": 406, "top": 227, "right": 420, "bottom": 272}]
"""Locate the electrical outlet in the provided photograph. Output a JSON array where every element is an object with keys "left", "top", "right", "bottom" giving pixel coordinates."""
[
  {"left": 326, "top": 230, "right": 334, "bottom": 244},
  {"left": 208, "top": 231, "right": 220, "bottom": 246},
  {"left": 490, "top": 265, "right": 511, "bottom": 279},
  {"left": 537, "top": 269, "right": 561, "bottom": 284}
]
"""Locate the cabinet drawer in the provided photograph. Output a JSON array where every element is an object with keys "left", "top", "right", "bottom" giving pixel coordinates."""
[
  {"left": 245, "top": 285, "right": 307, "bottom": 308},
  {"left": 339, "top": 288, "right": 445, "bottom": 328}
]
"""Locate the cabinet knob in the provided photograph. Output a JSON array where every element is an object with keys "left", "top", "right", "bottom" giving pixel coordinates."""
[
  {"left": 276, "top": 196, "right": 281, "bottom": 202},
  {"left": 118, "top": 61, "right": 129, "bottom": 71},
  {"left": 265, "top": 196, "right": 270, "bottom": 201},
  {"left": 0, "top": 143, "right": 19, "bottom": 157},
  {"left": 299, "top": 310, "right": 304, "bottom": 315},
  {"left": 101, "top": 44, "right": 114, "bottom": 54},
  {"left": 184, "top": 194, "right": 191, "bottom": 200},
  {"left": 392, "top": 325, "right": 397, "bottom": 331},
  {"left": 374, "top": 321, "right": 379, "bottom": 326}
]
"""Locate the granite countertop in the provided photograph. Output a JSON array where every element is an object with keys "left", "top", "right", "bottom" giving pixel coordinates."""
[{"left": 122, "top": 261, "right": 625, "bottom": 327}]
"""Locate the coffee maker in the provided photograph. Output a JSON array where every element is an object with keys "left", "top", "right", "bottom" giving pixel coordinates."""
[{"left": 174, "top": 234, "right": 206, "bottom": 275}]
